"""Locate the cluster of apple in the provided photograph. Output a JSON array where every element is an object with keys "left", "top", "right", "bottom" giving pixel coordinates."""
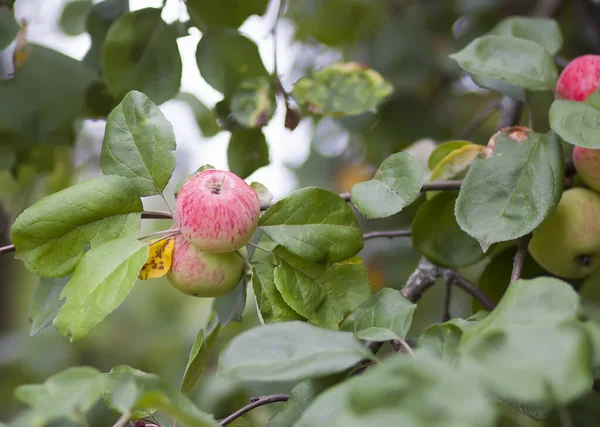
[
  {"left": 528, "top": 55, "right": 600, "bottom": 279},
  {"left": 167, "top": 169, "right": 261, "bottom": 297}
]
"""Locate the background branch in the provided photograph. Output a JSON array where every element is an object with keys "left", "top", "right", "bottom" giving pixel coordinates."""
[
  {"left": 363, "top": 229, "right": 411, "bottom": 240},
  {"left": 510, "top": 235, "right": 532, "bottom": 283},
  {"left": 219, "top": 394, "right": 289, "bottom": 426}
]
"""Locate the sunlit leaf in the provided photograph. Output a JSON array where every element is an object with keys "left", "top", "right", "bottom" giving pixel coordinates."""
[{"left": 138, "top": 236, "right": 174, "bottom": 280}]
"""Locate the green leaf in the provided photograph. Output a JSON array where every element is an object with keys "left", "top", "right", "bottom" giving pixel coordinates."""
[
  {"left": 196, "top": 28, "right": 268, "bottom": 97},
  {"left": 83, "top": 0, "right": 129, "bottom": 73},
  {"left": 180, "top": 320, "right": 221, "bottom": 395},
  {"left": 100, "top": 90, "right": 176, "bottom": 196},
  {"left": 15, "top": 367, "right": 105, "bottom": 424},
  {"left": 59, "top": 0, "right": 93, "bottom": 36},
  {"left": 460, "top": 277, "right": 593, "bottom": 403},
  {"left": 455, "top": 130, "right": 564, "bottom": 251},
  {"left": 175, "top": 92, "right": 221, "bottom": 137},
  {"left": 250, "top": 181, "right": 273, "bottom": 207},
  {"left": 252, "top": 262, "right": 304, "bottom": 324},
  {"left": 28, "top": 276, "right": 69, "bottom": 336},
  {"left": 266, "top": 375, "right": 342, "bottom": 427},
  {"left": 273, "top": 247, "right": 372, "bottom": 329},
  {"left": 296, "top": 354, "right": 497, "bottom": 427},
  {"left": 471, "top": 74, "right": 526, "bottom": 101},
  {"left": 580, "top": 271, "right": 600, "bottom": 323},
  {"left": 413, "top": 192, "right": 485, "bottom": 268},
  {"left": 227, "top": 129, "right": 269, "bottom": 178},
  {"left": 259, "top": 187, "right": 363, "bottom": 263},
  {"left": 450, "top": 35, "right": 558, "bottom": 91},
  {"left": 549, "top": 100, "right": 600, "bottom": 148},
  {"left": 106, "top": 365, "right": 220, "bottom": 427},
  {"left": 213, "top": 275, "right": 247, "bottom": 327},
  {"left": 351, "top": 152, "right": 424, "bottom": 219},
  {"left": 340, "top": 288, "right": 415, "bottom": 341},
  {"left": 11, "top": 175, "right": 143, "bottom": 277},
  {"left": 291, "top": 62, "right": 393, "bottom": 116},
  {"left": 102, "top": 8, "right": 182, "bottom": 104},
  {"left": 53, "top": 237, "right": 148, "bottom": 341},
  {"left": 0, "top": 8, "right": 19, "bottom": 50},
  {"left": 185, "top": 0, "right": 268, "bottom": 29},
  {"left": 427, "top": 140, "right": 471, "bottom": 170},
  {"left": 419, "top": 315, "right": 483, "bottom": 362},
  {"left": 489, "top": 17, "right": 563, "bottom": 55},
  {"left": 0, "top": 44, "right": 96, "bottom": 148},
  {"left": 230, "top": 77, "right": 276, "bottom": 127},
  {"left": 218, "top": 321, "right": 375, "bottom": 381}
]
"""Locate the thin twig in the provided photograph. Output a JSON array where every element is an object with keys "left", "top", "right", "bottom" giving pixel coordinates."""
[
  {"left": 554, "top": 55, "right": 570, "bottom": 68},
  {"left": 137, "top": 229, "right": 180, "bottom": 241},
  {"left": 510, "top": 235, "right": 532, "bottom": 284},
  {"left": 446, "top": 270, "right": 496, "bottom": 311},
  {"left": 112, "top": 411, "right": 130, "bottom": 427},
  {"left": 391, "top": 338, "right": 415, "bottom": 356},
  {"left": 442, "top": 274, "right": 452, "bottom": 322},
  {"left": 401, "top": 258, "right": 443, "bottom": 303},
  {"left": 272, "top": 0, "right": 286, "bottom": 78},
  {"left": 496, "top": 96, "right": 523, "bottom": 130},
  {"left": 0, "top": 244, "right": 14, "bottom": 254},
  {"left": 454, "top": 100, "right": 501, "bottom": 140},
  {"left": 141, "top": 211, "right": 173, "bottom": 220},
  {"left": 219, "top": 394, "right": 289, "bottom": 426},
  {"left": 363, "top": 229, "right": 411, "bottom": 240},
  {"left": 246, "top": 241, "right": 275, "bottom": 255}
]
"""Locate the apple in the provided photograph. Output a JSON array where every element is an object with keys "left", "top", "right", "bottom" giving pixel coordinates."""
[
  {"left": 176, "top": 169, "right": 260, "bottom": 253},
  {"left": 573, "top": 146, "right": 600, "bottom": 193},
  {"left": 167, "top": 234, "right": 246, "bottom": 297},
  {"left": 529, "top": 187, "right": 600, "bottom": 279},
  {"left": 556, "top": 54, "right": 600, "bottom": 101}
]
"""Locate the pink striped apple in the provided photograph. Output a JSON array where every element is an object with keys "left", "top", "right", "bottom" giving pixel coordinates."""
[
  {"left": 176, "top": 169, "right": 260, "bottom": 253},
  {"left": 167, "top": 234, "right": 246, "bottom": 297},
  {"left": 556, "top": 55, "right": 600, "bottom": 192}
]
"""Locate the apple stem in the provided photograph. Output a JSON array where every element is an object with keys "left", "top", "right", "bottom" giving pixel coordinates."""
[
  {"left": 246, "top": 241, "right": 274, "bottom": 256},
  {"left": 137, "top": 228, "right": 181, "bottom": 242},
  {"left": 160, "top": 193, "right": 176, "bottom": 218}
]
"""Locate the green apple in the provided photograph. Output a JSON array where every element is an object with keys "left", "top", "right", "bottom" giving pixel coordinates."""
[
  {"left": 529, "top": 188, "right": 600, "bottom": 279},
  {"left": 167, "top": 235, "right": 246, "bottom": 297}
]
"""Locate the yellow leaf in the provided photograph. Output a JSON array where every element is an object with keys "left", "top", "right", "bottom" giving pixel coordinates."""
[{"left": 138, "top": 236, "right": 175, "bottom": 280}]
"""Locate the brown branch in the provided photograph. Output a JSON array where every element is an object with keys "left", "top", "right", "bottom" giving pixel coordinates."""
[
  {"left": 363, "top": 229, "right": 411, "bottom": 240},
  {"left": 442, "top": 275, "right": 453, "bottom": 321},
  {"left": 219, "top": 394, "right": 289, "bottom": 426},
  {"left": 454, "top": 100, "right": 501, "bottom": 140},
  {"left": 496, "top": 96, "right": 523, "bottom": 130},
  {"left": 141, "top": 211, "right": 173, "bottom": 220},
  {"left": 510, "top": 235, "right": 532, "bottom": 284},
  {"left": 445, "top": 270, "right": 496, "bottom": 311},
  {"left": 0, "top": 244, "right": 14, "bottom": 255},
  {"left": 401, "top": 258, "right": 444, "bottom": 303}
]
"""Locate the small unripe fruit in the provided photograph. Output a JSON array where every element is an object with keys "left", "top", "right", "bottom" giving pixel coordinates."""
[
  {"left": 176, "top": 169, "right": 260, "bottom": 253},
  {"left": 573, "top": 146, "right": 600, "bottom": 193},
  {"left": 529, "top": 188, "right": 600, "bottom": 279},
  {"left": 556, "top": 55, "right": 600, "bottom": 101},
  {"left": 167, "top": 235, "right": 245, "bottom": 297}
]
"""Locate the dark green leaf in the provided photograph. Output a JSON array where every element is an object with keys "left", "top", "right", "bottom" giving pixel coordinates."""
[
  {"left": 450, "top": 35, "right": 558, "bottom": 91},
  {"left": 53, "top": 237, "right": 148, "bottom": 341},
  {"left": 180, "top": 319, "right": 221, "bottom": 395},
  {"left": 102, "top": 8, "right": 182, "bottom": 104},
  {"left": 83, "top": 0, "right": 129, "bottom": 73},
  {"left": 413, "top": 192, "right": 485, "bottom": 268},
  {"left": 186, "top": 0, "right": 268, "bottom": 29},
  {"left": 252, "top": 262, "right": 304, "bottom": 324},
  {"left": 455, "top": 131, "right": 564, "bottom": 251},
  {"left": 273, "top": 247, "right": 372, "bottom": 329},
  {"left": 106, "top": 365, "right": 220, "bottom": 427},
  {"left": 15, "top": 367, "right": 105, "bottom": 424},
  {"left": 0, "top": 8, "right": 19, "bottom": 49},
  {"left": 213, "top": 276, "right": 247, "bottom": 327},
  {"left": 266, "top": 376, "right": 341, "bottom": 427},
  {"left": 351, "top": 152, "right": 424, "bottom": 219},
  {"left": 196, "top": 28, "right": 268, "bottom": 97},
  {"left": 549, "top": 100, "right": 600, "bottom": 148},
  {"left": 419, "top": 315, "right": 483, "bottom": 362},
  {"left": 291, "top": 62, "right": 393, "bottom": 116},
  {"left": 218, "top": 321, "right": 375, "bottom": 381},
  {"left": 340, "top": 288, "right": 415, "bottom": 341},
  {"left": 489, "top": 17, "right": 563, "bottom": 55},
  {"left": 427, "top": 140, "right": 471, "bottom": 170},
  {"left": 230, "top": 77, "right": 276, "bottom": 127},
  {"left": 100, "top": 90, "right": 176, "bottom": 196},
  {"left": 461, "top": 277, "right": 593, "bottom": 403},
  {"left": 0, "top": 44, "right": 96, "bottom": 147},
  {"left": 11, "top": 175, "right": 143, "bottom": 277},
  {"left": 259, "top": 187, "right": 363, "bottom": 263},
  {"left": 28, "top": 276, "right": 69, "bottom": 336},
  {"left": 59, "top": 0, "right": 93, "bottom": 36},
  {"left": 296, "top": 354, "right": 497, "bottom": 427},
  {"left": 227, "top": 129, "right": 269, "bottom": 178},
  {"left": 175, "top": 92, "right": 221, "bottom": 137}
]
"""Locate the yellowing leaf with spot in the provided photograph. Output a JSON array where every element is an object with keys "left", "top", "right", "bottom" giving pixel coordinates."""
[
  {"left": 427, "top": 144, "right": 488, "bottom": 200},
  {"left": 138, "top": 237, "right": 174, "bottom": 280}
]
